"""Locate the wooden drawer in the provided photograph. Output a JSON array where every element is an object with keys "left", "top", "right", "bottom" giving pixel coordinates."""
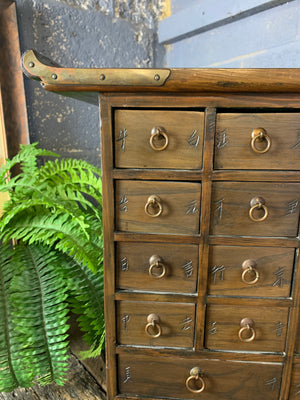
[
  {"left": 205, "top": 304, "right": 289, "bottom": 352},
  {"left": 210, "top": 182, "right": 300, "bottom": 237},
  {"left": 117, "top": 301, "right": 195, "bottom": 348},
  {"left": 114, "top": 110, "right": 204, "bottom": 169},
  {"left": 208, "top": 246, "right": 295, "bottom": 298},
  {"left": 115, "top": 180, "right": 201, "bottom": 234},
  {"left": 214, "top": 113, "right": 300, "bottom": 170},
  {"left": 118, "top": 354, "right": 283, "bottom": 399},
  {"left": 116, "top": 242, "right": 198, "bottom": 293}
]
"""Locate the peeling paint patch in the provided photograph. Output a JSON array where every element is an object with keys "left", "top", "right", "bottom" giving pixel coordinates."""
[{"left": 53, "top": 0, "right": 113, "bottom": 14}]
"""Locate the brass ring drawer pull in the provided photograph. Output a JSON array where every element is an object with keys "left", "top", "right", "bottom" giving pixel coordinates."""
[
  {"left": 185, "top": 367, "right": 205, "bottom": 393},
  {"left": 238, "top": 318, "right": 256, "bottom": 342},
  {"left": 145, "top": 195, "right": 163, "bottom": 217},
  {"left": 249, "top": 196, "right": 268, "bottom": 222},
  {"left": 251, "top": 128, "right": 271, "bottom": 154},
  {"left": 149, "top": 255, "right": 166, "bottom": 279},
  {"left": 145, "top": 313, "right": 162, "bottom": 338},
  {"left": 241, "top": 259, "right": 260, "bottom": 285},
  {"left": 150, "top": 126, "right": 169, "bottom": 151}
]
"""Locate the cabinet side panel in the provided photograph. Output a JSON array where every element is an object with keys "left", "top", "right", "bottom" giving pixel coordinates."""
[{"left": 100, "top": 95, "right": 117, "bottom": 399}]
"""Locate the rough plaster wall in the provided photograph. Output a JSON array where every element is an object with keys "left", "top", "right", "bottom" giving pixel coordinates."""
[{"left": 16, "top": 0, "right": 166, "bottom": 166}]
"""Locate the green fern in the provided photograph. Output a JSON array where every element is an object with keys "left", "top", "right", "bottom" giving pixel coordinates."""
[
  {"left": 9, "top": 244, "right": 70, "bottom": 387},
  {"left": 0, "top": 244, "right": 70, "bottom": 392},
  {"left": 58, "top": 255, "right": 105, "bottom": 358},
  {"left": 0, "top": 245, "right": 22, "bottom": 392},
  {"left": 0, "top": 143, "right": 105, "bottom": 392},
  {"left": 0, "top": 144, "right": 103, "bottom": 272},
  {"left": 0, "top": 142, "right": 59, "bottom": 182}
]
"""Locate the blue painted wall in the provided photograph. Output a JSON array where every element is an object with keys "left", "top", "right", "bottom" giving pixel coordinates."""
[{"left": 159, "top": 0, "right": 300, "bottom": 67}]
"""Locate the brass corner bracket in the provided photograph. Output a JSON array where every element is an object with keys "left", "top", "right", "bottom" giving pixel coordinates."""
[{"left": 21, "top": 50, "right": 171, "bottom": 90}]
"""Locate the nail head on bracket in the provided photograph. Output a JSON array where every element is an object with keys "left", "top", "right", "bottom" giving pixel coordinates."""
[
  {"left": 51, "top": 73, "right": 58, "bottom": 80},
  {"left": 28, "top": 61, "right": 35, "bottom": 68},
  {"left": 99, "top": 74, "right": 106, "bottom": 81},
  {"left": 154, "top": 74, "right": 160, "bottom": 81}
]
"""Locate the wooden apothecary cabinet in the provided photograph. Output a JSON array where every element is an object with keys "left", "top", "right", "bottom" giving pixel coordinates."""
[{"left": 23, "top": 51, "right": 300, "bottom": 399}]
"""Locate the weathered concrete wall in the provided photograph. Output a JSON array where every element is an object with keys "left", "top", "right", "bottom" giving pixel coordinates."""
[
  {"left": 160, "top": 0, "right": 300, "bottom": 68},
  {"left": 16, "top": 0, "right": 166, "bottom": 165}
]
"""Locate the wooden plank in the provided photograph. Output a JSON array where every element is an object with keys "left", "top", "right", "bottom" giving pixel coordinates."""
[
  {"left": 100, "top": 96, "right": 117, "bottom": 399},
  {"left": 100, "top": 93, "right": 300, "bottom": 109},
  {"left": 212, "top": 170, "right": 300, "bottom": 182},
  {"left": 195, "top": 108, "right": 216, "bottom": 350},
  {"left": 209, "top": 236, "right": 299, "bottom": 248},
  {"left": 0, "top": 354, "right": 106, "bottom": 400},
  {"left": 115, "top": 345, "right": 285, "bottom": 362},
  {"left": 279, "top": 249, "right": 300, "bottom": 399},
  {"left": 114, "top": 232, "right": 201, "bottom": 243},
  {"left": 113, "top": 169, "right": 203, "bottom": 181},
  {"left": 0, "top": 1, "right": 29, "bottom": 160},
  {"left": 115, "top": 291, "right": 197, "bottom": 303},
  {"left": 207, "top": 296, "right": 292, "bottom": 307},
  {"left": 21, "top": 51, "right": 300, "bottom": 93},
  {"left": 0, "top": 87, "right": 9, "bottom": 216},
  {"left": 113, "top": 169, "right": 300, "bottom": 182}
]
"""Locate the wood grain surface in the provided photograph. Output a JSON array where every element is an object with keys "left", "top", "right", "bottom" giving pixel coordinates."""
[
  {"left": 210, "top": 182, "right": 300, "bottom": 237},
  {"left": 115, "top": 180, "right": 201, "bottom": 234},
  {"left": 118, "top": 354, "right": 283, "bottom": 400},
  {"left": 208, "top": 245, "right": 295, "bottom": 298},
  {"left": 205, "top": 304, "right": 289, "bottom": 352},
  {"left": 215, "top": 113, "right": 300, "bottom": 170},
  {"left": 117, "top": 300, "right": 196, "bottom": 348},
  {"left": 116, "top": 242, "right": 198, "bottom": 293},
  {"left": 114, "top": 110, "right": 204, "bottom": 169}
]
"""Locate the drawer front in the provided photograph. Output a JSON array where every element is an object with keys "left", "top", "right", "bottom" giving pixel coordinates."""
[
  {"left": 114, "top": 110, "right": 204, "bottom": 169},
  {"left": 117, "top": 301, "right": 195, "bottom": 348},
  {"left": 116, "top": 242, "right": 198, "bottom": 293},
  {"left": 210, "top": 182, "right": 300, "bottom": 237},
  {"left": 208, "top": 246, "right": 295, "bottom": 297},
  {"left": 214, "top": 113, "right": 300, "bottom": 170},
  {"left": 289, "top": 364, "right": 300, "bottom": 399},
  {"left": 115, "top": 180, "right": 201, "bottom": 234},
  {"left": 118, "top": 354, "right": 283, "bottom": 400},
  {"left": 205, "top": 305, "right": 289, "bottom": 352}
]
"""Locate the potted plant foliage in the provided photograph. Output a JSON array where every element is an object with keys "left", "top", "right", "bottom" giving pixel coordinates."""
[{"left": 0, "top": 143, "right": 104, "bottom": 391}]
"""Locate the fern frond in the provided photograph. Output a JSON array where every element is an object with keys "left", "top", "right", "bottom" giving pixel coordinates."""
[
  {"left": 0, "top": 245, "right": 23, "bottom": 392},
  {"left": 58, "top": 255, "right": 105, "bottom": 358},
  {"left": 0, "top": 197, "right": 91, "bottom": 241},
  {"left": 39, "top": 158, "right": 102, "bottom": 205},
  {"left": 40, "top": 157, "right": 102, "bottom": 183},
  {"left": 0, "top": 142, "right": 59, "bottom": 182},
  {"left": 9, "top": 244, "right": 70, "bottom": 386},
  {"left": 0, "top": 212, "right": 101, "bottom": 272}
]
